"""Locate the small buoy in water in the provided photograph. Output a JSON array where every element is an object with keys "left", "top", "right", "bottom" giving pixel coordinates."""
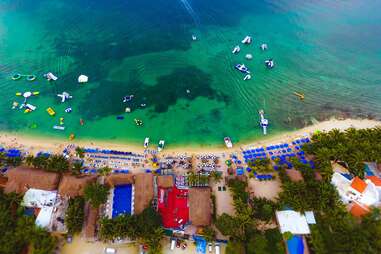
[
  {"left": 69, "top": 133, "right": 75, "bottom": 140},
  {"left": 80, "top": 118, "right": 84, "bottom": 126},
  {"left": 192, "top": 35, "right": 197, "bottom": 41},
  {"left": 59, "top": 117, "right": 64, "bottom": 125},
  {"left": 186, "top": 89, "right": 190, "bottom": 94},
  {"left": 12, "top": 74, "right": 22, "bottom": 80},
  {"left": 245, "top": 54, "right": 253, "bottom": 60},
  {"left": 78, "top": 74, "right": 88, "bottom": 83},
  {"left": 293, "top": 92, "right": 305, "bottom": 101},
  {"left": 125, "top": 107, "right": 131, "bottom": 113}
]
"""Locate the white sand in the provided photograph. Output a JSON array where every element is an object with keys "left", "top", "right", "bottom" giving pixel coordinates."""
[
  {"left": 1, "top": 118, "right": 380, "bottom": 156},
  {"left": 248, "top": 178, "right": 282, "bottom": 201}
]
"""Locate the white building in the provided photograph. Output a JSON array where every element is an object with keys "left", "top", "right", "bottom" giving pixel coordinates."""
[{"left": 331, "top": 172, "right": 381, "bottom": 207}]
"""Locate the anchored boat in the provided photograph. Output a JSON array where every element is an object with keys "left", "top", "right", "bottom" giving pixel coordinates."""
[
  {"left": 259, "top": 110, "right": 269, "bottom": 135},
  {"left": 232, "top": 45, "right": 240, "bottom": 54},
  {"left": 224, "top": 137, "right": 233, "bottom": 148},
  {"left": 158, "top": 140, "right": 165, "bottom": 152},
  {"left": 144, "top": 137, "right": 149, "bottom": 148},
  {"left": 241, "top": 36, "right": 252, "bottom": 44},
  {"left": 235, "top": 64, "right": 250, "bottom": 74}
]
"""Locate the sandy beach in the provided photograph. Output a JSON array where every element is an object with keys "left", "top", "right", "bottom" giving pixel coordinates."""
[{"left": 1, "top": 118, "right": 380, "bottom": 156}]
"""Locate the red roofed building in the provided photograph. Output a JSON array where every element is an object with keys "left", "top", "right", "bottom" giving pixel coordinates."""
[
  {"left": 350, "top": 203, "right": 370, "bottom": 217},
  {"left": 366, "top": 176, "right": 381, "bottom": 187},
  {"left": 350, "top": 177, "right": 367, "bottom": 193}
]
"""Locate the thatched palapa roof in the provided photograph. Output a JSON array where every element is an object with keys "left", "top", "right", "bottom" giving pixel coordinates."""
[
  {"left": 134, "top": 173, "right": 154, "bottom": 214},
  {"left": 4, "top": 167, "right": 60, "bottom": 194},
  {"left": 58, "top": 175, "right": 97, "bottom": 198},
  {"left": 189, "top": 187, "right": 212, "bottom": 226},
  {"left": 83, "top": 202, "right": 99, "bottom": 240},
  {"left": 105, "top": 174, "right": 134, "bottom": 187},
  {"left": 157, "top": 175, "right": 174, "bottom": 188}
]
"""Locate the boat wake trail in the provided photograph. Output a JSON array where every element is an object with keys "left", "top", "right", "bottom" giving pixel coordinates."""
[{"left": 179, "top": 0, "right": 201, "bottom": 27}]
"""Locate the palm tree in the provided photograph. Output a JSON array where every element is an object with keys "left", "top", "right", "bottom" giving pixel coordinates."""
[
  {"left": 98, "top": 166, "right": 112, "bottom": 176},
  {"left": 25, "top": 155, "right": 35, "bottom": 166},
  {"left": 75, "top": 147, "right": 85, "bottom": 158},
  {"left": 71, "top": 161, "right": 84, "bottom": 175}
]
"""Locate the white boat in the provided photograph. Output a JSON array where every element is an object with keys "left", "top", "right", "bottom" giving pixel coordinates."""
[
  {"left": 259, "top": 110, "right": 269, "bottom": 135},
  {"left": 224, "top": 137, "right": 233, "bottom": 148},
  {"left": 53, "top": 125, "right": 65, "bottom": 131},
  {"left": 232, "top": 45, "right": 240, "bottom": 54},
  {"left": 260, "top": 43, "right": 268, "bottom": 50},
  {"left": 44, "top": 72, "right": 58, "bottom": 81},
  {"left": 57, "top": 92, "right": 72, "bottom": 103},
  {"left": 192, "top": 35, "right": 197, "bottom": 41},
  {"left": 25, "top": 104, "right": 36, "bottom": 111},
  {"left": 245, "top": 54, "right": 253, "bottom": 60},
  {"left": 144, "top": 137, "right": 149, "bottom": 148},
  {"left": 158, "top": 140, "right": 165, "bottom": 152},
  {"left": 265, "top": 59, "right": 275, "bottom": 69},
  {"left": 241, "top": 36, "right": 252, "bottom": 44}
]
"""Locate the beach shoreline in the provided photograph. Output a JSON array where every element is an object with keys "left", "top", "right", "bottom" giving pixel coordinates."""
[{"left": 1, "top": 118, "right": 380, "bottom": 155}]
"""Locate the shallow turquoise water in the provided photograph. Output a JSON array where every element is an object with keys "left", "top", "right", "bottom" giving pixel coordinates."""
[{"left": 0, "top": 0, "right": 380, "bottom": 146}]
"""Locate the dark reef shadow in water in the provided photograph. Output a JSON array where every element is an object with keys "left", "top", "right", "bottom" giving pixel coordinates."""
[{"left": 79, "top": 66, "right": 230, "bottom": 120}]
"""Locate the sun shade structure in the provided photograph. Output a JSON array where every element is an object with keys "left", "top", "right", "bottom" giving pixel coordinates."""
[
  {"left": 5, "top": 167, "right": 59, "bottom": 194},
  {"left": 58, "top": 175, "right": 97, "bottom": 197},
  {"left": 189, "top": 188, "right": 212, "bottom": 226},
  {"left": 276, "top": 210, "right": 312, "bottom": 235},
  {"left": 134, "top": 173, "right": 154, "bottom": 214}
]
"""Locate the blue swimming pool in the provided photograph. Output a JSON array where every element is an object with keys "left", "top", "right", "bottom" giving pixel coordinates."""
[
  {"left": 112, "top": 184, "right": 132, "bottom": 218},
  {"left": 287, "top": 235, "right": 304, "bottom": 254}
]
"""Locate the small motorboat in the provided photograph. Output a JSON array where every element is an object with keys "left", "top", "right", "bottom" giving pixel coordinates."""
[
  {"left": 158, "top": 140, "right": 165, "bottom": 152},
  {"left": 235, "top": 64, "right": 250, "bottom": 74},
  {"left": 245, "top": 54, "right": 253, "bottom": 60},
  {"left": 243, "top": 74, "right": 251, "bottom": 80},
  {"left": 123, "top": 95, "right": 134, "bottom": 103},
  {"left": 57, "top": 92, "right": 72, "bottom": 102},
  {"left": 232, "top": 45, "right": 240, "bottom": 54},
  {"left": 224, "top": 137, "right": 233, "bottom": 148},
  {"left": 192, "top": 35, "right": 197, "bottom": 41},
  {"left": 44, "top": 72, "right": 58, "bottom": 81},
  {"left": 241, "top": 36, "right": 252, "bottom": 44},
  {"left": 260, "top": 43, "right": 268, "bottom": 51},
  {"left": 65, "top": 107, "right": 72, "bottom": 113},
  {"left": 144, "top": 137, "right": 149, "bottom": 148},
  {"left": 265, "top": 59, "right": 275, "bottom": 69}
]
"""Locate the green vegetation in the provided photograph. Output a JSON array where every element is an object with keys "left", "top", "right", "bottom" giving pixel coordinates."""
[
  {"left": 277, "top": 128, "right": 381, "bottom": 253},
  {"left": 250, "top": 197, "right": 278, "bottom": 222},
  {"left": 65, "top": 197, "right": 85, "bottom": 234},
  {"left": 247, "top": 158, "right": 273, "bottom": 173},
  {"left": 187, "top": 172, "right": 209, "bottom": 186},
  {"left": 25, "top": 154, "right": 70, "bottom": 173},
  {"left": 99, "top": 206, "right": 164, "bottom": 254},
  {"left": 0, "top": 190, "right": 57, "bottom": 254},
  {"left": 84, "top": 183, "right": 109, "bottom": 208},
  {"left": 303, "top": 127, "right": 381, "bottom": 179},
  {"left": 75, "top": 147, "right": 85, "bottom": 158},
  {"left": 0, "top": 152, "right": 22, "bottom": 167},
  {"left": 209, "top": 171, "right": 223, "bottom": 183},
  {"left": 202, "top": 226, "right": 216, "bottom": 242},
  {"left": 215, "top": 179, "right": 284, "bottom": 254},
  {"left": 98, "top": 166, "right": 112, "bottom": 176}
]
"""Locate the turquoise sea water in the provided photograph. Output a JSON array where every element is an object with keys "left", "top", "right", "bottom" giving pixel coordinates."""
[{"left": 0, "top": 0, "right": 380, "bottom": 146}]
